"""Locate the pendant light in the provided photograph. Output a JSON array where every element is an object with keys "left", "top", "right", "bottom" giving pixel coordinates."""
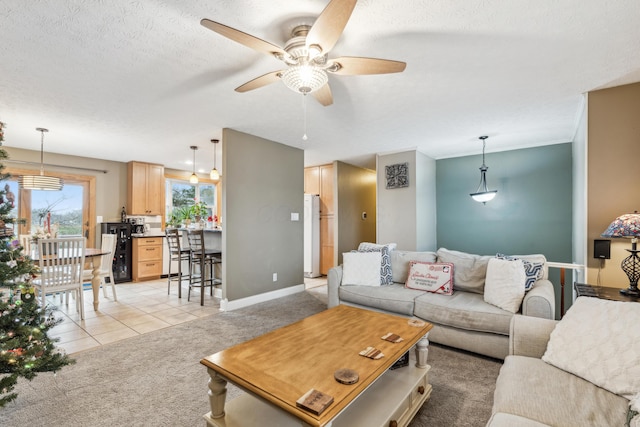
[
  {"left": 209, "top": 139, "right": 220, "bottom": 182},
  {"left": 18, "top": 127, "right": 64, "bottom": 191},
  {"left": 469, "top": 135, "right": 497, "bottom": 204},
  {"left": 189, "top": 146, "right": 199, "bottom": 184}
]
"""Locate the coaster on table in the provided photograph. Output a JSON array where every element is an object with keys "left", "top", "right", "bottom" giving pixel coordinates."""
[
  {"left": 296, "top": 389, "right": 334, "bottom": 415},
  {"left": 408, "top": 318, "right": 426, "bottom": 327},
  {"left": 334, "top": 368, "right": 359, "bottom": 385},
  {"left": 359, "top": 346, "right": 384, "bottom": 359},
  {"left": 381, "top": 332, "right": 403, "bottom": 343}
]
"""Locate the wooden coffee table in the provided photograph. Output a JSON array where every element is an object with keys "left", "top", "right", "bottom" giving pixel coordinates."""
[{"left": 200, "top": 305, "right": 433, "bottom": 427}]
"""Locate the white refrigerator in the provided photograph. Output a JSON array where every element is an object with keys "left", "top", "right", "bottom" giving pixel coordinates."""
[{"left": 304, "top": 194, "right": 320, "bottom": 278}]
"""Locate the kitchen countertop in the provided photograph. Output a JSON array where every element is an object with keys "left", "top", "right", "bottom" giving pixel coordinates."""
[{"left": 131, "top": 228, "right": 222, "bottom": 238}]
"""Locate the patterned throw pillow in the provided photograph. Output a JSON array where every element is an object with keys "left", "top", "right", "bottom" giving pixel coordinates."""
[
  {"left": 496, "top": 253, "right": 544, "bottom": 292},
  {"left": 358, "top": 242, "right": 396, "bottom": 285},
  {"left": 405, "top": 261, "right": 454, "bottom": 295}
]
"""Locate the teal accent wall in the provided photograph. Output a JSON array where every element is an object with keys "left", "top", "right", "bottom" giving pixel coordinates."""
[
  {"left": 437, "top": 143, "right": 573, "bottom": 315},
  {"left": 437, "top": 143, "right": 572, "bottom": 259}
]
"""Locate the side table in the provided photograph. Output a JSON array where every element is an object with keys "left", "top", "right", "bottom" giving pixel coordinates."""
[{"left": 574, "top": 283, "right": 639, "bottom": 303}]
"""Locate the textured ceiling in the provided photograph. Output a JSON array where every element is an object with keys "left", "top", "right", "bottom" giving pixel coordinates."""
[{"left": 1, "top": 0, "right": 639, "bottom": 173}]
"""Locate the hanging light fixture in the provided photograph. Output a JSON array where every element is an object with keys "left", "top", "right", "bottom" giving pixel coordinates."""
[
  {"left": 469, "top": 135, "right": 497, "bottom": 204},
  {"left": 18, "top": 127, "right": 64, "bottom": 191},
  {"left": 209, "top": 139, "right": 220, "bottom": 182},
  {"left": 189, "top": 146, "right": 199, "bottom": 184}
]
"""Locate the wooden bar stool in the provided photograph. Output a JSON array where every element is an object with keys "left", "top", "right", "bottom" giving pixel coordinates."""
[
  {"left": 165, "top": 228, "right": 191, "bottom": 298},
  {"left": 186, "top": 229, "right": 221, "bottom": 305}
]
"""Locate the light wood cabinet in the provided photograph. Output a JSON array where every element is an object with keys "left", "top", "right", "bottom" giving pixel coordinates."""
[
  {"left": 127, "top": 161, "right": 165, "bottom": 215},
  {"left": 132, "top": 237, "right": 163, "bottom": 281},
  {"left": 305, "top": 163, "right": 335, "bottom": 275},
  {"left": 304, "top": 167, "right": 320, "bottom": 195}
]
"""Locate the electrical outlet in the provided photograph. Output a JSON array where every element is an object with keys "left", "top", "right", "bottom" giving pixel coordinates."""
[{"left": 273, "top": 273, "right": 277, "bottom": 282}]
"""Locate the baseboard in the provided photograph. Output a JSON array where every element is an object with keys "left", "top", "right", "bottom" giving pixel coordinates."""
[{"left": 220, "top": 284, "right": 305, "bottom": 311}]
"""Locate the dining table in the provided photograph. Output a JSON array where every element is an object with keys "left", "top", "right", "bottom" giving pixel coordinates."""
[{"left": 31, "top": 247, "right": 111, "bottom": 311}]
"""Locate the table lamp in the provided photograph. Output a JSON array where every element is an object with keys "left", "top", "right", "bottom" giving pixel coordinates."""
[{"left": 601, "top": 211, "right": 640, "bottom": 296}]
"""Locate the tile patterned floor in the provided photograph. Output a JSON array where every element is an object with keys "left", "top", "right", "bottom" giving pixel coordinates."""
[{"left": 47, "top": 276, "right": 326, "bottom": 354}]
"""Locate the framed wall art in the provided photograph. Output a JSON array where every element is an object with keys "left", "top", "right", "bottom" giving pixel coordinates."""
[{"left": 385, "top": 162, "right": 409, "bottom": 189}]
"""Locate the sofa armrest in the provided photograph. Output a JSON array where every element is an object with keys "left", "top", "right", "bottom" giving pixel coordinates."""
[
  {"left": 522, "top": 279, "right": 555, "bottom": 320},
  {"left": 509, "top": 314, "right": 558, "bottom": 358},
  {"left": 327, "top": 265, "right": 343, "bottom": 308}
]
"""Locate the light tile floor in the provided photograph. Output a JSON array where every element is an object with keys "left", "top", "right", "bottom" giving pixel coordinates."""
[{"left": 47, "top": 276, "right": 327, "bottom": 355}]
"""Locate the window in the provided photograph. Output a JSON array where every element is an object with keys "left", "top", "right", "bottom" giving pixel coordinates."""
[
  {"left": 5, "top": 168, "right": 95, "bottom": 245},
  {"left": 165, "top": 179, "right": 216, "bottom": 222}
]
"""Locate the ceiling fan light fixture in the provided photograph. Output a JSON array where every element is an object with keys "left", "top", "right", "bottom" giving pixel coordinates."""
[{"left": 281, "top": 65, "right": 328, "bottom": 94}]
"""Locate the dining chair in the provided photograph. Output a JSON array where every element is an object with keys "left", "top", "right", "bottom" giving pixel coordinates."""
[
  {"left": 34, "top": 237, "right": 86, "bottom": 320},
  {"left": 82, "top": 233, "right": 117, "bottom": 301},
  {"left": 186, "top": 229, "right": 221, "bottom": 306},
  {"left": 19, "top": 234, "right": 32, "bottom": 254},
  {"left": 165, "top": 228, "right": 191, "bottom": 298}
]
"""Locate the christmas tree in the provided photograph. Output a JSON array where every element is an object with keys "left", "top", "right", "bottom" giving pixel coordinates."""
[{"left": 0, "top": 121, "right": 74, "bottom": 407}]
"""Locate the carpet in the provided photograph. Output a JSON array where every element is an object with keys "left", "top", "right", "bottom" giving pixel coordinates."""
[{"left": 0, "top": 291, "right": 501, "bottom": 426}]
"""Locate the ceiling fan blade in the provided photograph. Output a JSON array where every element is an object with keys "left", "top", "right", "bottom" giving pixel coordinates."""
[
  {"left": 305, "top": 0, "right": 357, "bottom": 55},
  {"left": 327, "top": 56, "right": 407, "bottom": 75},
  {"left": 201, "top": 19, "right": 288, "bottom": 58},
  {"left": 311, "top": 83, "right": 333, "bottom": 106},
  {"left": 235, "top": 71, "right": 283, "bottom": 92}
]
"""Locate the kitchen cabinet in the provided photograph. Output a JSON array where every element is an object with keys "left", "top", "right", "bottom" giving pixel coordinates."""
[
  {"left": 305, "top": 163, "right": 335, "bottom": 275},
  {"left": 127, "top": 161, "right": 165, "bottom": 215},
  {"left": 132, "top": 236, "right": 163, "bottom": 281}
]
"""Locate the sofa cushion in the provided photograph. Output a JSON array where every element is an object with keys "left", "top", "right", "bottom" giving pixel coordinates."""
[
  {"left": 357, "top": 242, "right": 396, "bottom": 285},
  {"left": 487, "top": 412, "right": 552, "bottom": 427},
  {"left": 436, "top": 248, "right": 492, "bottom": 294},
  {"left": 413, "top": 290, "right": 513, "bottom": 335},
  {"left": 492, "top": 356, "right": 629, "bottom": 426},
  {"left": 390, "top": 250, "right": 437, "bottom": 283},
  {"left": 484, "top": 258, "right": 526, "bottom": 313},
  {"left": 342, "top": 251, "right": 382, "bottom": 287},
  {"left": 339, "top": 283, "right": 425, "bottom": 316},
  {"left": 542, "top": 297, "right": 640, "bottom": 400}
]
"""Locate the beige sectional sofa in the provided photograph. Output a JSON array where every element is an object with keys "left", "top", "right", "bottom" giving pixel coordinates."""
[
  {"left": 327, "top": 247, "right": 556, "bottom": 360},
  {"left": 488, "top": 314, "right": 631, "bottom": 426}
]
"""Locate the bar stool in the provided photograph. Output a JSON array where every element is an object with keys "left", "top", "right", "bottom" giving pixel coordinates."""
[
  {"left": 165, "top": 228, "right": 191, "bottom": 298},
  {"left": 187, "top": 229, "right": 221, "bottom": 305}
]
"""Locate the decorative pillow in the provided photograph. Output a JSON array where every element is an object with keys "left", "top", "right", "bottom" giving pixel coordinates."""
[
  {"left": 390, "top": 250, "right": 437, "bottom": 283},
  {"left": 405, "top": 261, "right": 454, "bottom": 295},
  {"left": 358, "top": 242, "right": 396, "bottom": 285},
  {"left": 542, "top": 297, "right": 640, "bottom": 400},
  {"left": 436, "top": 248, "right": 492, "bottom": 294},
  {"left": 342, "top": 251, "right": 383, "bottom": 287},
  {"left": 483, "top": 258, "right": 526, "bottom": 313},
  {"left": 496, "top": 253, "right": 544, "bottom": 291}
]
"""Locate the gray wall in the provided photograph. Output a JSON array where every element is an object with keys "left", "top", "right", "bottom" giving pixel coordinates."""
[
  {"left": 377, "top": 150, "right": 437, "bottom": 250},
  {"left": 222, "top": 128, "right": 304, "bottom": 302},
  {"left": 4, "top": 146, "right": 128, "bottom": 222},
  {"left": 335, "top": 161, "right": 376, "bottom": 263}
]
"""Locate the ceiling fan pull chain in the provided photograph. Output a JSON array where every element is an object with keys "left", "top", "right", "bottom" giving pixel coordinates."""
[{"left": 302, "top": 93, "right": 308, "bottom": 141}]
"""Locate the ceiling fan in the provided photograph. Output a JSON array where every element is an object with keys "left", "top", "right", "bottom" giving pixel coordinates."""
[{"left": 201, "top": 0, "right": 406, "bottom": 106}]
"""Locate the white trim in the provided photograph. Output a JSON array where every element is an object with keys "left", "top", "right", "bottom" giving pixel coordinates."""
[{"left": 219, "top": 284, "right": 305, "bottom": 311}]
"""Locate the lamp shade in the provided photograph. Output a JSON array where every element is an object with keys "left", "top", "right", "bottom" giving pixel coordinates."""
[
  {"left": 601, "top": 212, "right": 640, "bottom": 238},
  {"left": 18, "top": 175, "right": 64, "bottom": 191}
]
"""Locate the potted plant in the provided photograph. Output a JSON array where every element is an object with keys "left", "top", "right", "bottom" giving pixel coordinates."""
[{"left": 191, "top": 201, "right": 209, "bottom": 222}]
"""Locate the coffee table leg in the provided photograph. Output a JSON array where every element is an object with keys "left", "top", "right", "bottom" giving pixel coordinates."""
[
  {"left": 207, "top": 368, "right": 227, "bottom": 419},
  {"left": 415, "top": 332, "right": 430, "bottom": 368}
]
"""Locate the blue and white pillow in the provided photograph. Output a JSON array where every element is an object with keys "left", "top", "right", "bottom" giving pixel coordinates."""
[
  {"left": 496, "top": 253, "right": 544, "bottom": 291},
  {"left": 358, "top": 242, "right": 396, "bottom": 285}
]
